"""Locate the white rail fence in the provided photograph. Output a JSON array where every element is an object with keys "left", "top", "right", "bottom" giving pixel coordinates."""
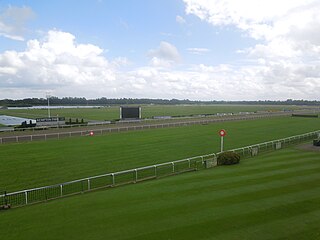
[{"left": 1, "top": 130, "right": 319, "bottom": 208}]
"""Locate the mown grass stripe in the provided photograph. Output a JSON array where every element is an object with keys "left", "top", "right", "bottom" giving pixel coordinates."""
[
  {"left": 162, "top": 160, "right": 320, "bottom": 196},
  {"left": 96, "top": 194, "right": 320, "bottom": 240},
  {"left": 0, "top": 148, "right": 319, "bottom": 239}
]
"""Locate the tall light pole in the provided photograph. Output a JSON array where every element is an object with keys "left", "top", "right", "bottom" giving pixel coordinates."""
[{"left": 46, "top": 93, "right": 51, "bottom": 118}]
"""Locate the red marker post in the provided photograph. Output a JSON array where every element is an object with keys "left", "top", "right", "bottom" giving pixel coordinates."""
[{"left": 219, "top": 129, "right": 226, "bottom": 152}]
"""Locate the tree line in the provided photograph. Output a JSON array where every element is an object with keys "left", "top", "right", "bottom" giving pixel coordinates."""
[{"left": 0, "top": 97, "right": 319, "bottom": 107}]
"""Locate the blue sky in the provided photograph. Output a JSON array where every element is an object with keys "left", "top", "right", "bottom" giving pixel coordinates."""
[{"left": 0, "top": 0, "right": 319, "bottom": 100}]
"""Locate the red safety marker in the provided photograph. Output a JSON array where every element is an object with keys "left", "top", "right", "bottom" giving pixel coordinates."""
[
  {"left": 219, "top": 129, "right": 226, "bottom": 137},
  {"left": 218, "top": 129, "right": 227, "bottom": 152}
]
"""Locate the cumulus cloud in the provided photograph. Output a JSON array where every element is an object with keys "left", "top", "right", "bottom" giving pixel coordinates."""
[
  {"left": 183, "top": 0, "right": 320, "bottom": 100},
  {"left": 0, "top": 6, "right": 35, "bottom": 41},
  {"left": 148, "top": 41, "right": 181, "bottom": 68},
  {"left": 123, "top": 65, "right": 262, "bottom": 100},
  {"left": 183, "top": 0, "right": 320, "bottom": 55},
  {"left": 0, "top": 26, "right": 319, "bottom": 100},
  {"left": 0, "top": 30, "right": 127, "bottom": 97}
]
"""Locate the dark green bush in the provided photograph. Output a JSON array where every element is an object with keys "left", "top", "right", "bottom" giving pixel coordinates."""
[
  {"left": 313, "top": 139, "right": 320, "bottom": 146},
  {"left": 217, "top": 152, "right": 241, "bottom": 165}
]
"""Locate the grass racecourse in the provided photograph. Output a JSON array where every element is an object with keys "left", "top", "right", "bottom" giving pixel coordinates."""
[
  {"left": 0, "top": 115, "right": 319, "bottom": 239},
  {"left": 0, "top": 104, "right": 303, "bottom": 121},
  {"left": 0, "top": 148, "right": 320, "bottom": 240},
  {"left": 0, "top": 116, "right": 319, "bottom": 192}
]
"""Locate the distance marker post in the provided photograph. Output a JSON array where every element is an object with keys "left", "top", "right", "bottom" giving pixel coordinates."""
[{"left": 219, "top": 129, "right": 227, "bottom": 152}]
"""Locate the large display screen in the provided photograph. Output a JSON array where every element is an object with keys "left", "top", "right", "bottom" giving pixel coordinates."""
[{"left": 120, "top": 106, "right": 141, "bottom": 119}]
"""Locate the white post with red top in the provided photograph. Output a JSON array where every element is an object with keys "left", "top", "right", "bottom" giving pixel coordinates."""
[{"left": 219, "top": 129, "right": 227, "bottom": 152}]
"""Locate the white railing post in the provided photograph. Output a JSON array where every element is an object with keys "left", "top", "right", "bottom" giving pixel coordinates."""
[
  {"left": 25, "top": 191, "right": 28, "bottom": 205},
  {"left": 135, "top": 169, "right": 138, "bottom": 182},
  {"left": 60, "top": 185, "right": 63, "bottom": 196},
  {"left": 172, "top": 162, "right": 175, "bottom": 173},
  {"left": 154, "top": 165, "right": 157, "bottom": 177},
  {"left": 87, "top": 178, "right": 91, "bottom": 191},
  {"left": 112, "top": 173, "right": 115, "bottom": 186}
]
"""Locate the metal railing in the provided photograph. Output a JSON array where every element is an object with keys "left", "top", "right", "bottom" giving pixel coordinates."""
[{"left": 0, "top": 130, "right": 319, "bottom": 208}]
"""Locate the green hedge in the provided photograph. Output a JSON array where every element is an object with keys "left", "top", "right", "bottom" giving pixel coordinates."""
[
  {"left": 217, "top": 152, "right": 241, "bottom": 165},
  {"left": 313, "top": 139, "right": 320, "bottom": 146},
  {"left": 292, "top": 114, "right": 318, "bottom": 118}
]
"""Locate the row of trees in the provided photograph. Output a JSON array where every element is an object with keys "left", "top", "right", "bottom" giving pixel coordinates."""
[{"left": 0, "top": 97, "right": 319, "bottom": 107}]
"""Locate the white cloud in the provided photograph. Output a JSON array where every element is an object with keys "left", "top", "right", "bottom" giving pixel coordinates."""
[
  {"left": 0, "top": 6, "right": 35, "bottom": 41},
  {"left": 0, "top": 27, "right": 319, "bottom": 100},
  {"left": 182, "top": 0, "right": 320, "bottom": 100},
  {"left": 176, "top": 15, "right": 186, "bottom": 24},
  {"left": 148, "top": 41, "right": 181, "bottom": 68},
  {"left": 187, "top": 48, "right": 210, "bottom": 55},
  {"left": 183, "top": 0, "right": 315, "bottom": 37},
  {"left": 183, "top": 0, "right": 320, "bottom": 58},
  {"left": 0, "top": 30, "right": 120, "bottom": 96}
]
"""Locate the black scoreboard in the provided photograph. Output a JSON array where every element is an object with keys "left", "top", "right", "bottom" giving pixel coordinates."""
[{"left": 120, "top": 106, "right": 141, "bottom": 119}]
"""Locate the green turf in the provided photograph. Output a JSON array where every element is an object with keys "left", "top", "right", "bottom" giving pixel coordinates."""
[
  {"left": 0, "top": 116, "right": 319, "bottom": 192},
  {"left": 0, "top": 148, "right": 319, "bottom": 240},
  {"left": 0, "top": 104, "right": 302, "bottom": 121}
]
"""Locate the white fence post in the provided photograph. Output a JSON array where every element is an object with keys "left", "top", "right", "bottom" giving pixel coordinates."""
[
  {"left": 135, "top": 169, "right": 138, "bottom": 182},
  {"left": 87, "top": 179, "right": 91, "bottom": 191},
  {"left": 25, "top": 191, "right": 28, "bottom": 205},
  {"left": 154, "top": 165, "right": 157, "bottom": 177},
  {"left": 172, "top": 162, "right": 175, "bottom": 173},
  {"left": 112, "top": 173, "right": 115, "bottom": 186},
  {"left": 60, "top": 185, "right": 63, "bottom": 196}
]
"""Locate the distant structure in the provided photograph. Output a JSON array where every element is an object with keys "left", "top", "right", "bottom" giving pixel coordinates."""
[
  {"left": 120, "top": 106, "right": 141, "bottom": 120},
  {"left": 36, "top": 117, "right": 65, "bottom": 126}
]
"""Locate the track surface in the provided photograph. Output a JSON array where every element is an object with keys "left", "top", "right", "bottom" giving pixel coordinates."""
[{"left": 0, "top": 111, "right": 314, "bottom": 143}]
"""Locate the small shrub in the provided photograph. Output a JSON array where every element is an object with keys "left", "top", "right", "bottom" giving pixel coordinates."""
[
  {"left": 217, "top": 151, "right": 241, "bottom": 165},
  {"left": 313, "top": 139, "right": 320, "bottom": 146}
]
